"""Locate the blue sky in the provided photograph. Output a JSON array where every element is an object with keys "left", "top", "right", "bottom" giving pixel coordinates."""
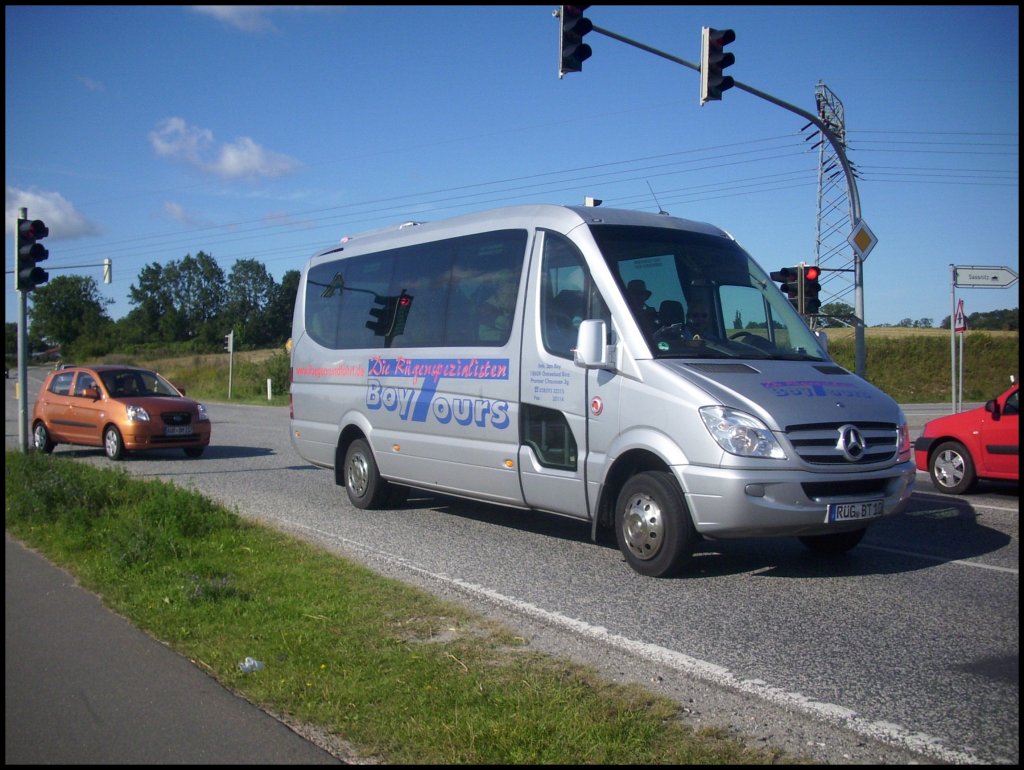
[{"left": 5, "top": 5, "right": 1019, "bottom": 328}]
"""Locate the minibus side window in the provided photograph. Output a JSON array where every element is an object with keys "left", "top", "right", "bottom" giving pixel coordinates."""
[
  {"left": 445, "top": 230, "right": 526, "bottom": 347},
  {"left": 540, "top": 231, "right": 601, "bottom": 358},
  {"left": 304, "top": 230, "right": 526, "bottom": 349},
  {"left": 521, "top": 404, "right": 578, "bottom": 470}
]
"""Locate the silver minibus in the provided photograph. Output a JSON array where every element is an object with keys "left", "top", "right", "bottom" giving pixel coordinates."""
[{"left": 289, "top": 204, "right": 914, "bottom": 577}]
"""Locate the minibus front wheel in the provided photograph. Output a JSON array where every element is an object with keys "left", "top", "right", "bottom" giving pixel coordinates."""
[{"left": 615, "top": 471, "right": 696, "bottom": 578}]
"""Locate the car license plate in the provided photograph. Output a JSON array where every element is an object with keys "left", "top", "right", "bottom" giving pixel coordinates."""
[
  {"left": 164, "top": 425, "right": 193, "bottom": 437},
  {"left": 826, "top": 499, "right": 884, "bottom": 523}
]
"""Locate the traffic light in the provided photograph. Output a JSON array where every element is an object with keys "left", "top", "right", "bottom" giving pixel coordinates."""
[
  {"left": 391, "top": 291, "right": 414, "bottom": 336},
  {"left": 367, "top": 291, "right": 414, "bottom": 339},
  {"left": 802, "top": 264, "right": 822, "bottom": 315},
  {"left": 366, "top": 294, "right": 397, "bottom": 336},
  {"left": 15, "top": 218, "right": 49, "bottom": 292},
  {"left": 770, "top": 267, "right": 800, "bottom": 311},
  {"left": 559, "top": 5, "right": 592, "bottom": 77},
  {"left": 700, "top": 27, "right": 736, "bottom": 105},
  {"left": 224, "top": 330, "right": 234, "bottom": 352}
]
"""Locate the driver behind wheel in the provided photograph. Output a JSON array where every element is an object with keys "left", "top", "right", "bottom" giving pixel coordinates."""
[{"left": 685, "top": 302, "right": 716, "bottom": 340}]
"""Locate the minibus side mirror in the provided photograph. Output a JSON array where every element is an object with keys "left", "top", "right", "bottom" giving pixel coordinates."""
[{"left": 574, "top": 319, "right": 612, "bottom": 369}]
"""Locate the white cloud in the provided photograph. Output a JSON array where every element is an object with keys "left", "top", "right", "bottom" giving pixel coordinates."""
[
  {"left": 76, "top": 75, "right": 105, "bottom": 92},
  {"left": 162, "top": 201, "right": 193, "bottom": 225},
  {"left": 148, "top": 117, "right": 302, "bottom": 181},
  {"left": 5, "top": 186, "right": 102, "bottom": 240},
  {"left": 189, "top": 6, "right": 278, "bottom": 33},
  {"left": 188, "top": 6, "right": 336, "bottom": 33},
  {"left": 148, "top": 117, "right": 214, "bottom": 166},
  {"left": 212, "top": 137, "right": 301, "bottom": 180}
]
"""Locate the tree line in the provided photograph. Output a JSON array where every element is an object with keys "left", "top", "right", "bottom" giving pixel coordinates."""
[
  {"left": 6, "top": 251, "right": 297, "bottom": 362},
  {"left": 813, "top": 302, "right": 1017, "bottom": 332}
]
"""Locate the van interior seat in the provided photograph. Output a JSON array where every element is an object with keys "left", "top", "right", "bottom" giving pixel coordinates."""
[{"left": 659, "top": 300, "right": 685, "bottom": 326}]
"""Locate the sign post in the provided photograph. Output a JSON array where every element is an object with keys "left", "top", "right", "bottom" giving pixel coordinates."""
[
  {"left": 950, "top": 264, "right": 1017, "bottom": 411},
  {"left": 954, "top": 299, "right": 967, "bottom": 411}
]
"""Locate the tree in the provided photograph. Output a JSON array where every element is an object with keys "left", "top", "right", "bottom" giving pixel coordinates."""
[
  {"left": 265, "top": 269, "right": 300, "bottom": 345},
  {"left": 816, "top": 302, "right": 856, "bottom": 328},
  {"left": 224, "top": 259, "right": 277, "bottom": 347},
  {"left": 165, "top": 252, "right": 226, "bottom": 338},
  {"left": 127, "top": 262, "right": 171, "bottom": 340},
  {"left": 28, "top": 275, "right": 113, "bottom": 349},
  {"left": 941, "top": 307, "right": 1018, "bottom": 331},
  {"left": 128, "top": 252, "right": 226, "bottom": 342}
]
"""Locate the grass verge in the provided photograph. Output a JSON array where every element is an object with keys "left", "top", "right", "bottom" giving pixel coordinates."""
[{"left": 5, "top": 449, "right": 801, "bottom": 765}]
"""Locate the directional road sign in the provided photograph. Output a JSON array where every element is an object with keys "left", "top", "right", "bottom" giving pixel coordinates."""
[{"left": 953, "top": 265, "right": 1018, "bottom": 289}]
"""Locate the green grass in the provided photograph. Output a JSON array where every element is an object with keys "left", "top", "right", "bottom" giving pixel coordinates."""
[
  {"left": 5, "top": 450, "right": 801, "bottom": 765},
  {"left": 826, "top": 331, "right": 1017, "bottom": 402}
]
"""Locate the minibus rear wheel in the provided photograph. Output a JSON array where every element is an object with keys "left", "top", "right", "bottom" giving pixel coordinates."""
[{"left": 615, "top": 471, "right": 696, "bottom": 578}]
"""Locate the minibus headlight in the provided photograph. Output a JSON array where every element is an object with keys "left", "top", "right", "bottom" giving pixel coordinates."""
[
  {"left": 699, "top": 406, "right": 786, "bottom": 459},
  {"left": 897, "top": 411, "right": 912, "bottom": 462}
]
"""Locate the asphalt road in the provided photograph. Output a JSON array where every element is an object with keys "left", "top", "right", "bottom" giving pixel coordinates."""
[{"left": 6, "top": 367, "right": 1019, "bottom": 764}]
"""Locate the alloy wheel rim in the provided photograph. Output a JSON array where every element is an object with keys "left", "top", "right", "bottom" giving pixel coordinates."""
[{"left": 622, "top": 492, "right": 664, "bottom": 561}]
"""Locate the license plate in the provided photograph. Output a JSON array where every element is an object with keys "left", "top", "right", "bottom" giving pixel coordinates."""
[
  {"left": 826, "top": 499, "right": 884, "bottom": 523},
  {"left": 164, "top": 425, "right": 193, "bottom": 436}
]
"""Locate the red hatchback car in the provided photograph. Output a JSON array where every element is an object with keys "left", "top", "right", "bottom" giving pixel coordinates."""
[
  {"left": 913, "top": 382, "right": 1019, "bottom": 494},
  {"left": 32, "top": 365, "right": 212, "bottom": 460}
]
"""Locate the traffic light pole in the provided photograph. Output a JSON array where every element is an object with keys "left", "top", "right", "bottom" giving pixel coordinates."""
[
  {"left": 588, "top": 24, "right": 867, "bottom": 376},
  {"left": 15, "top": 207, "right": 31, "bottom": 452}
]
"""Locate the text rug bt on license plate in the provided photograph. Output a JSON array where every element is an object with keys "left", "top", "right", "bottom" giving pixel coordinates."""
[{"left": 826, "top": 499, "right": 884, "bottom": 523}]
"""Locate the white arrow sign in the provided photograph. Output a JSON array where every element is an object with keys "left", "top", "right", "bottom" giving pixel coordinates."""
[{"left": 954, "top": 265, "right": 1018, "bottom": 288}]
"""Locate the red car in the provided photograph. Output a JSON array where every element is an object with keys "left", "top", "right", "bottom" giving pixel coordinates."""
[{"left": 913, "top": 383, "right": 1019, "bottom": 494}]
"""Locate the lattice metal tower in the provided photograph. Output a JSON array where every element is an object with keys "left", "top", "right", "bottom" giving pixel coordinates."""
[{"left": 807, "top": 82, "right": 857, "bottom": 329}]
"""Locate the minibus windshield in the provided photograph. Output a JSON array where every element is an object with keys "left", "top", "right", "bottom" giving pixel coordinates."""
[{"left": 589, "top": 224, "right": 828, "bottom": 361}]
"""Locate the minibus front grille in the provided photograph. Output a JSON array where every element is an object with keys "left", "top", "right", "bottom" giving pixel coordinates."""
[{"left": 785, "top": 421, "right": 898, "bottom": 465}]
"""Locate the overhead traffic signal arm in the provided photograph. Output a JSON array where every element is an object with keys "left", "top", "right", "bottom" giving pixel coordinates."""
[
  {"left": 559, "top": 5, "right": 593, "bottom": 77},
  {"left": 15, "top": 218, "right": 50, "bottom": 292},
  {"left": 700, "top": 27, "right": 736, "bottom": 105}
]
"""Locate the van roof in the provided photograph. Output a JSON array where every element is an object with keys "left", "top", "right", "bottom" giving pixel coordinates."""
[{"left": 311, "top": 204, "right": 732, "bottom": 262}]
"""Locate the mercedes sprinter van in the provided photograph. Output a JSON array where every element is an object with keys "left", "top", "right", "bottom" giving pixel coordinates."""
[{"left": 289, "top": 204, "right": 914, "bottom": 577}]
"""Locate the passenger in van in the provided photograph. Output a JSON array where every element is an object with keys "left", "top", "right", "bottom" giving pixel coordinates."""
[
  {"left": 626, "top": 279, "right": 659, "bottom": 334},
  {"left": 478, "top": 280, "right": 517, "bottom": 342}
]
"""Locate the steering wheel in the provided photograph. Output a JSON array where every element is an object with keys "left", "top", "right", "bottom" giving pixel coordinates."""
[
  {"left": 653, "top": 322, "right": 685, "bottom": 341},
  {"left": 729, "top": 331, "right": 760, "bottom": 342},
  {"left": 729, "top": 330, "right": 775, "bottom": 350}
]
